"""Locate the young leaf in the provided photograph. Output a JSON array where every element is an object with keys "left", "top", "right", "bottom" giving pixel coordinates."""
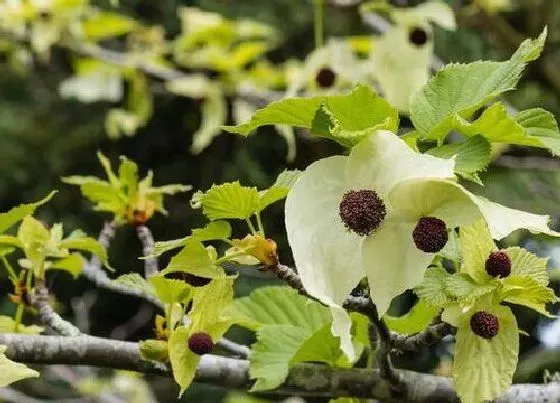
[
  {"left": 454, "top": 103, "right": 560, "bottom": 156},
  {"left": 227, "top": 286, "right": 330, "bottom": 332},
  {"left": 499, "top": 275, "right": 558, "bottom": 316},
  {"left": 113, "top": 273, "right": 156, "bottom": 298},
  {"left": 453, "top": 304, "right": 518, "bottom": 403},
  {"left": 161, "top": 239, "right": 224, "bottom": 278},
  {"left": 411, "top": 29, "right": 546, "bottom": 141},
  {"left": 505, "top": 246, "right": 549, "bottom": 286},
  {"left": 426, "top": 135, "right": 491, "bottom": 183},
  {"left": 150, "top": 276, "right": 193, "bottom": 304},
  {"left": 384, "top": 299, "right": 440, "bottom": 335},
  {"left": 0, "top": 191, "right": 56, "bottom": 234},
  {"left": 168, "top": 326, "right": 200, "bottom": 396},
  {"left": 149, "top": 220, "right": 232, "bottom": 258},
  {"left": 459, "top": 219, "right": 496, "bottom": 284},
  {"left": 257, "top": 170, "right": 301, "bottom": 212},
  {"left": 249, "top": 325, "right": 309, "bottom": 391},
  {"left": 224, "top": 85, "right": 398, "bottom": 146},
  {"left": 199, "top": 182, "right": 260, "bottom": 220},
  {"left": 414, "top": 266, "right": 452, "bottom": 307},
  {"left": 59, "top": 237, "right": 111, "bottom": 271},
  {"left": 48, "top": 253, "right": 84, "bottom": 278},
  {"left": 0, "top": 345, "right": 39, "bottom": 387},
  {"left": 291, "top": 322, "right": 350, "bottom": 367}
]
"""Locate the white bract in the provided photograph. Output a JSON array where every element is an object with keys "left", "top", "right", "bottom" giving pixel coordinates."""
[{"left": 285, "top": 130, "right": 558, "bottom": 359}]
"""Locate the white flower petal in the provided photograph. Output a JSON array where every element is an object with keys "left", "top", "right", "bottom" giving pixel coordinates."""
[
  {"left": 330, "top": 305, "right": 355, "bottom": 361},
  {"left": 362, "top": 216, "right": 434, "bottom": 315},
  {"left": 389, "top": 179, "right": 481, "bottom": 227},
  {"left": 285, "top": 156, "right": 364, "bottom": 307},
  {"left": 470, "top": 195, "right": 560, "bottom": 240},
  {"left": 346, "top": 130, "right": 456, "bottom": 198}
]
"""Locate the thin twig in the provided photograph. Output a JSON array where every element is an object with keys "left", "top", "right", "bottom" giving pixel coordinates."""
[
  {"left": 135, "top": 225, "right": 158, "bottom": 278},
  {"left": 391, "top": 322, "right": 455, "bottom": 352},
  {"left": 365, "top": 303, "right": 402, "bottom": 389},
  {"left": 32, "top": 278, "right": 81, "bottom": 337}
]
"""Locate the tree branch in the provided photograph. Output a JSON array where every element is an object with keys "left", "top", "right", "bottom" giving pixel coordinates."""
[
  {"left": 392, "top": 322, "right": 455, "bottom": 352},
  {"left": 135, "top": 225, "right": 158, "bottom": 279},
  {"left": 32, "top": 278, "right": 81, "bottom": 337},
  {"left": 0, "top": 334, "right": 559, "bottom": 402}
]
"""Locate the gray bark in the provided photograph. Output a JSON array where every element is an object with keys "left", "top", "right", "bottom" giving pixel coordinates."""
[{"left": 1, "top": 334, "right": 559, "bottom": 402}]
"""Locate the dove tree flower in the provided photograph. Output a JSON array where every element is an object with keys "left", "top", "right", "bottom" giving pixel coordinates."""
[{"left": 285, "top": 129, "right": 559, "bottom": 358}]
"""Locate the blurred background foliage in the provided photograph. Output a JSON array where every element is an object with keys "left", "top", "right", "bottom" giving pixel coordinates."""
[{"left": 1, "top": 0, "right": 560, "bottom": 401}]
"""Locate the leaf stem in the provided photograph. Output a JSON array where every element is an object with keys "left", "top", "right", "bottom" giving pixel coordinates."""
[
  {"left": 255, "top": 212, "right": 265, "bottom": 237},
  {"left": 165, "top": 303, "right": 173, "bottom": 339},
  {"left": 313, "top": 0, "right": 325, "bottom": 49},
  {"left": 1, "top": 256, "right": 17, "bottom": 283},
  {"left": 13, "top": 302, "right": 24, "bottom": 333},
  {"left": 245, "top": 218, "right": 258, "bottom": 235}
]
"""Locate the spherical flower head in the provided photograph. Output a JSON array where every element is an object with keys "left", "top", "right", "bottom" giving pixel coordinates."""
[
  {"left": 412, "top": 217, "right": 448, "bottom": 252},
  {"left": 315, "top": 67, "right": 337, "bottom": 88},
  {"left": 408, "top": 26, "right": 429, "bottom": 46},
  {"left": 339, "top": 190, "right": 387, "bottom": 236},
  {"left": 188, "top": 332, "right": 214, "bottom": 355},
  {"left": 485, "top": 251, "right": 511, "bottom": 278},
  {"left": 470, "top": 311, "right": 499, "bottom": 340}
]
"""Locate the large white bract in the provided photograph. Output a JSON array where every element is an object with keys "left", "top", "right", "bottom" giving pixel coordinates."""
[{"left": 285, "top": 130, "right": 558, "bottom": 359}]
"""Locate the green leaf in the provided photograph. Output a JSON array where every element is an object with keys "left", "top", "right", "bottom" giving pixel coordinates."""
[
  {"left": 0, "top": 192, "right": 56, "bottom": 234},
  {"left": 499, "top": 275, "right": 558, "bottom": 316},
  {"left": 438, "top": 229, "right": 461, "bottom": 263},
  {"left": 257, "top": 170, "right": 302, "bottom": 212},
  {"left": 0, "top": 316, "right": 43, "bottom": 334},
  {"left": 309, "top": 93, "right": 399, "bottom": 147},
  {"left": 384, "top": 299, "right": 440, "bottom": 335},
  {"left": 249, "top": 325, "right": 309, "bottom": 391},
  {"left": 444, "top": 273, "right": 497, "bottom": 306},
  {"left": 81, "top": 11, "right": 138, "bottom": 40},
  {"left": 118, "top": 156, "right": 139, "bottom": 197},
  {"left": 59, "top": 237, "right": 111, "bottom": 271},
  {"left": 199, "top": 182, "right": 260, "bottom": 220},
  {"left": 453, "top": 304, "right": 519, "bottom": 403},
  {"left": 97, "top": 151, "right": 119, "bottom": 186},
  {"left": 149, "top": 276, "right": 193, "bottom": 304},
  {"left": 168, "top": 326, "right": 200, "bottom": 396},
  {"left": 414, "top": 266, "right": 451, "bottom": 307},
  {"left": 0, "top": 345, "right": 39, "bottom": 387},
  {"left": 149, "top": 221, "right": 231, "bottom": 258},
  {"left": 291, "top": 322, "right": 349, "bottom": 367},
  {"left": 112, "top": 273, "right": 156, "bottom": 298},
  {"left": 459, "top": 219, "right": 496, "bottom": 284},
  {"left": 454, "top": 103, "right": 560, "bottom": 156},
  {"left": 505, "top": 246, "right": 549, "bottom": 286},
  {"left": 224, "top": 85, "right": 398, "bottom": 145},
  {"left": 411, "top": 29, "right": 546, "bottom": 141},
  {"left": 426, "top": 135, "right": 491, "bottom": 183},
  {"left": 18, "top": 216, "right": 50, "bottom": 269},
  {"left": 161, "top": 239, "right": 223, "bottom": 278},
  {"left": 48, "top": 253, "right": 84, "bottom": 278},
  {"left": 227, "top": 286, "right": 331, "bottom": 332}
]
